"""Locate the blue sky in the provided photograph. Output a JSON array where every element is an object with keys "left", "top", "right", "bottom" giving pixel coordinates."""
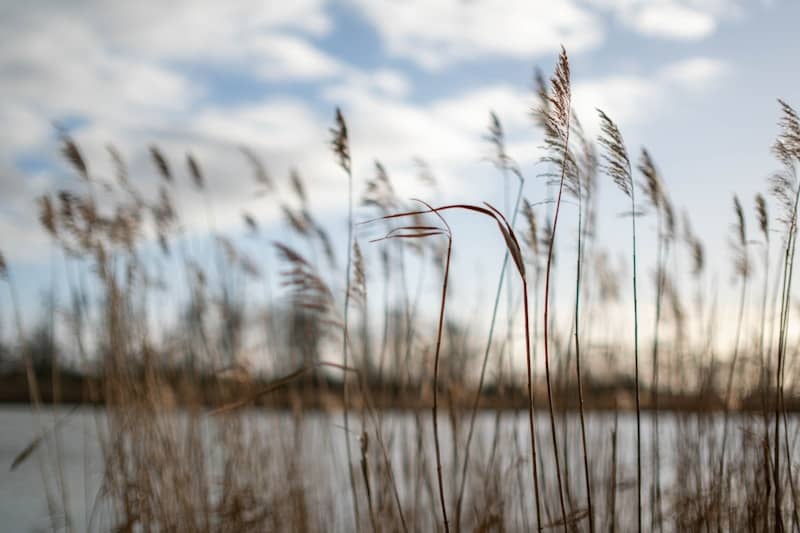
[{"left": 1, "top": 0, "right": 799, "bottom": 368}]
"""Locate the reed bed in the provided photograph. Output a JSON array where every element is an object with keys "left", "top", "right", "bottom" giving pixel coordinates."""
[{"left": 3, "top": 48, "right": 800, "bottom": 532}]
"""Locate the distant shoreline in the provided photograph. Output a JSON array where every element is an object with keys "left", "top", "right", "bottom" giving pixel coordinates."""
[{"left": 1, "top": 370, "right": 795, "bottom": 413}]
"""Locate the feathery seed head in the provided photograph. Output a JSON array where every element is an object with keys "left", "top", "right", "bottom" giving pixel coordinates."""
[
  {"left": 331, "top": 107, "right": 351, "bottom": 174},
  {"left": 275, "top": 241, "right": 335, "bottom": 314},
  {"left": 38, "top": 195, "right": 57, "bottom": 237},
  {"left": 733, "top": 195, "right": 746, "bottom": 247},
  {"left": 187, "top": 153, "right": 205, "bottom": 190},
  {"left": 638, "top": 148, "right": 663, "bottom": 210},
  {"left": 107, "top": 145, "right": 128, "bottom": 186},
  {"left": 290, "top": 168, "right": 307, "bottom": 206},
  {"left": 351, "top": 241, "right": 367, "bottom": 305},
  {"left": 536, "top": 48, "right": 579, "bottom": 197},
  {"left": 770, "top": 100, "right": 800, "bottom": 229},
  {"left": 60, "top": 134, "right": 89, "bottom": 180},
  {"left": 240, "top": 146, "right": 273, "bottom": 191},
  {"left": 755, "top": 193, "right": 769, "bottom": 241},
  {"left": 573, "top": 114, "right": 598, "bottom": 201},
  {"left": 548, "top": 46, "right": 571, "bottom": 137},
  {"left": 597, "top": 109, "right": 633, "bottom": 198},
  {"left": 150, "top": 146, "right": 172, "bottom": 183},
  {"left": 731, "top": 195, "right": 750, "bottom": 279},
  {"left": 531, "top": 67, "right": 550, "bottom": 130},
  {"left": 362, "top": 161, "right": 396, "bottom": 212},
  {"left": 522, "top": 199, "right": 539, "bottom": 259},
  {"left": 414, "top": 158, "right": 438, "bottom": 190},
  {"left": 662, "top": 198, "right": 676, "bottom": 242},
  {"left": 242, "top": 212, "right": 259, "bottom": 234}
]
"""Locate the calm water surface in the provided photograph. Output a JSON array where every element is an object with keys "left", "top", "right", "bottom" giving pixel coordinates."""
[{"left": 0, "top": 406, "right": 789, "bottom": 531}]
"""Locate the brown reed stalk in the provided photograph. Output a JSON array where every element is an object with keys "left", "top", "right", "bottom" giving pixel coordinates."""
[
  {"left": 571, "top": 112, "right": 598, "bottom": 533},
  {"left": 374, "top": 200, "right": 534, "bottom": 533},
  {"left": 359, "top": 432, "right": 378, "bottom": 533},
  {"left": 717, "top": 195, "right": 750, "bottom": 499},
  {"left": 372, "top": 200, "right": 453, "bottom": 533},
  {"left": 770, "top": 99, "right": 800, "bottom": 531},
  {"left": 330, "top": 107, "right": 362, "bottom": 533},
  {"left": 639, "top": 147, "right": 670, "bottom": 533},
  {"left": 755, "top": 194, "right": 771, "bottom": 410},
  {"left": 539, "top": 46, "right": 572, "bottom": 532}
]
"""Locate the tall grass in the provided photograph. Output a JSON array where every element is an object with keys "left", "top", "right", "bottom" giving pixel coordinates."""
[
  {"left": 770, "top": 99, "right": 800, "bottom": 531},
  {"left": 638, "top": 147, "right": 672, "bottom": 532},
  {"left": 4, "top": 50, "right": 800, "bottom": 533},
  {"left": 597, "top": 109, "right": 642, "bottom": 532},
  {"left": 540, "top": 47, "right": 571, "bottom": 531}
]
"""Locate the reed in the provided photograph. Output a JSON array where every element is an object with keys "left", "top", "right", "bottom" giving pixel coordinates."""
[
  {"left": 6, "top": 52, "right": 800, "bottom": 533},
  {"left": 770, "top": 99, "right": 800, "bottom": 531},
  {"left": 597, "top": 108, "right": 642, "bottom": 532},
  {"left": 330, "top": 108, "right": 362, "bottom": 532},
  {"left": 539, "top": 46, "right": 572, "bottom": 532}
]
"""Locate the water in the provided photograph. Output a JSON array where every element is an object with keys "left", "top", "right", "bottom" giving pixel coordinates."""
[{"left": 0, "top": 406, "right": 790, "bottom": 531}]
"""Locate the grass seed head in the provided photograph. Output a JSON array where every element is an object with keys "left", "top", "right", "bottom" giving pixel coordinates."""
[
  {"left": 597, "top": 109, "right": 632, "bottom": 198},
  {"left": 150, "top": 146, "right": 172, "bottom": 183},
  {"left": 187, "top": 153, "right": 205, "bottom": 190},
  {"left": 331, "top": 107, "right": 351, "bottom": 174},
  {"left": 755, "top": 193, "right": 769, "bottom": 241},
  {"left": 60, "top": 133, "right": 89, "bottom": 180}
]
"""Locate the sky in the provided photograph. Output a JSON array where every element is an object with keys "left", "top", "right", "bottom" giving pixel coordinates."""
[{"left": 1, "top": 0, "right": 799, "bottom": 369}]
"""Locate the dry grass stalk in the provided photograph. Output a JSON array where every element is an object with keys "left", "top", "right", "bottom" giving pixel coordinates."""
[
  {"left": 539, "top": 46, "right": 572, "bottom": 532},
  {"left": 597, "top": 108, "right": 642, "bottom": 533}
]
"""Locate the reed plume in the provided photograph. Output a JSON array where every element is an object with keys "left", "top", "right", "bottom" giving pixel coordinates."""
[
  {"left": 187, "top": 153, "right": 205, "bottom": 190},
  {"left": 60, "top": 132, "right": 89, "bottom": 181},
  {"left": 150, "top": 146, "right": 172, "bottom": 183},
  {"left": 597, "top": 108, "right": 642, "bottom": 533},
  {"left": 240, "top": 146, "right": 274, "bottom": 193},
  {"left": 539, "top": 46, "right": 572, "bottom": 532},
  {"left": 330, "top": 107, "right": 361, "bottom": 532},
  {"left": 769, "top": 99, "right": 800, "bottom": 530},
  {"left": 638, "top": 147, "right": 669, "bottom": 531}
]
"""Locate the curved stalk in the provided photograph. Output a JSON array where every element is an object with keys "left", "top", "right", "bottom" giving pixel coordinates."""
[{"left": 454, "top": 174, "right": 531, "bottom": 532}]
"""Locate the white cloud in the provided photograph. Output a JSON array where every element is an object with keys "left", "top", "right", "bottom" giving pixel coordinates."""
[
  {"left": 659, "top": 56, "right": 729, "bottom": 90},
  {"left": 191, "top": 101, "right": 323, "bottom": 151},
  {"left": 0, "top": 49, "right": 730, "bottom": 262},
  {"left": 370, "top": 70, "right": 412, "bottom": 99},
  {"left": 585, "top": 0, "right": 741, "bottom": 41},
  {"left": 28, "top": 1, "right": 333, "bottom": 59},
  {"left": 0, "top": 107, "right": 51, "bottom": 154},
  {"left": 0, "top": 0, "right": 340, "bottom": 174},
  {"left": 0, "top": 13, "right": 199, "bottom": 144},
  {"left": 572, "top": 57, "right": 730, "bottom": 134},
  {"left": 0, "top": 0, "right": 737, "bottom": 266},
  {"left": 630, "top": 3, "right": 716, "bottom": 39},
  {"left": 323, "top": 68, "right": 414, "bottom": 102},
  {"left": 349, "top": 0, "right": 603, "bottom": 69},
  {"left": 351, "top": 0, "right": 743, "bottom": 68},
  {"left": 573, "top": 76, "right": 662, "bottom": 128},
  {"left": 249, "top": 34, "right": 343, "bottom": 80},
  {"left": 431, "top": 86, "right": 532, "bottom": 133}
]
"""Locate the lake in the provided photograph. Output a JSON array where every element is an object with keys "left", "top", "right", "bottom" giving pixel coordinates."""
[{"left": 0, "top": 406, "right": 791, "bottom": 531}]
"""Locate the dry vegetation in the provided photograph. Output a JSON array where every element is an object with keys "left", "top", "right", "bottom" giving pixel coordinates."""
[{"left": 3, "top": 48, "right": 800, "bottom": 532}]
